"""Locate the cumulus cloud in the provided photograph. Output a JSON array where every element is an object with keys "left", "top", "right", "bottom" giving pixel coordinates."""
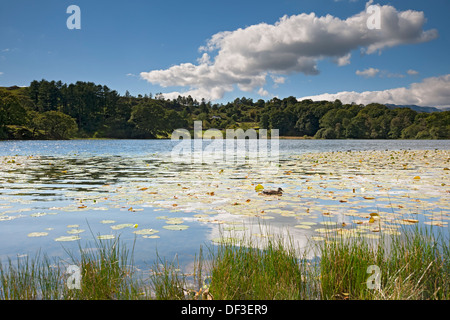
[
  {"left": 298, "top": 74, "right": 450, "bottom": 108},
  {"left": 356, "top": 67, "right": 380, "bottom": 78},
  {"left": 140, "top": 2, "right": 437, "bottom": 101}
]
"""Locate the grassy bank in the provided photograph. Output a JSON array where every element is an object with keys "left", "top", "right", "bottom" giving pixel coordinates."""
[{"left": 0, "top": 226, "right": 448, "bottom": 300}]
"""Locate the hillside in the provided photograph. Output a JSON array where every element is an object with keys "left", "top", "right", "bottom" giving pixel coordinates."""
[{"left": 1, "top": 80, "right": 449, "bottom": 140}]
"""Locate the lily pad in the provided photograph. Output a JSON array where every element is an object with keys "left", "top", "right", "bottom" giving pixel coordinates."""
[
  {"left": 294, "top": 225, "right": 311, "bottom": 229},
  {"left": 163, "top": 224, "right": 189, "bottom": 231},
  {"left": 67, "top": 229, "right": 85, "bottom": 234},
  {"left": 100, "top": 220, "right": 116, "bottom": 224},
  {"left": 133, "top": 228, "right": 159, "bottom": 235},
  {"left": 55, "top": 235, "right": 80, "bottom": 242},
  {"left": 111, "top": 223, "right": 135, "bottom": 230},
  {"left": 27, "top": 232, "right": 49, "bottom": 237},
  {"left": 30, "top": 212, "right": 47, "bottom": 217},
  {"left": 165, "top": 218, "right": 184, "bottom": 225},
  {"left": 97, "top": 235, "right": 115, "bottom": 240}
]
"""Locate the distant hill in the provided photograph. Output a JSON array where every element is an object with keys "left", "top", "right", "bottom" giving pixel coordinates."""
[{"left": 385, "top": 104, "right": 443, "bottom": 113}]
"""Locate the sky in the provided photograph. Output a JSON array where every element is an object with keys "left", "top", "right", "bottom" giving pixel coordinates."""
[{"left": 1, "top": 0, "right": 449, "bottom": 107}]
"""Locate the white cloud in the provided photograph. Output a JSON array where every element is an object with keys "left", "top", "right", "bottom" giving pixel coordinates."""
[
  {"left": 335, "top": 53, "right": 352, "bottom": 66},
  {"left": 407, "top": 69, "right": 419, "bottom": 75},
  {"left": 257, "top": 87, "right": 270, "bottom": 96},
  {"left": 0, "top": 72, "right": 3, "bottom": 76},
  {"left": 271, "top": 75, "right": 286, "bottom": 85},
  {"left": 140, "top": 3, "right": 437, "bottom": 101},
  {"left": 356, "top": 67, "right": 379, "bottom": 78},
  {"left": 298, "top": 74, "right": 450, "bottom": 108}
]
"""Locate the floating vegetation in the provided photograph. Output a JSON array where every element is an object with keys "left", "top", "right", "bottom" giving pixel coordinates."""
[
  {"left": 67, "top": 229, "right": 85, "bottom": 234},
  {"left": 133, "top": 228, "right": 159, "bottom": 235},
  {"left": 100, "top": 220, "right": 116, "bottom": 224},
  {"left": 27, "top": 232, "right": 49, "bottom": 237},
  {"left": 0, "top": 148, "right": 449, "bottom": 262},
  {"left": 165, "top": 218, "right": 184, "bottom": 225},
  {"left": 110, "top": 224, "right": 135, "bottom": 230},
  {"left": 54, "top": 235, "right": 81, "bottom": 242},
  {"left": 97, "top": 234, "right": 115, "bottom": 240},
  {"left": 30, "top": 212, "right": 47, "bottom": 218},
  {"left": 163, "top": 225, "right": 189, "bottom": 231}
]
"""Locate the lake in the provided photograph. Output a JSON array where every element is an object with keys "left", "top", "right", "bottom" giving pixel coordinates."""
[{"left": 1, "top": 139, "right": 449, "bottom": 270}]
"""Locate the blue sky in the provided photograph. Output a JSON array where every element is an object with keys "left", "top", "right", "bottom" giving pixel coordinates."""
[{"left": 1, "top": 0, "right": 449, "bottom": 107}]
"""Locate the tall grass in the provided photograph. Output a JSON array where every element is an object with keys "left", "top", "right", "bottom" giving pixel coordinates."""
[
  {"left": 206, "top": 232, "right": 316, "bottom": 299},
  {"left": 0, "top": 236, "right": 145, "bottom": 300},
  {"left": 0, "top": 225, "right": 448, "bottom": 300},
  {"left": 63, "top": 236, "right": 143, "bottom": 300},
  {"left": 318, "top": 225, "right": 450, "bottom": 300}
]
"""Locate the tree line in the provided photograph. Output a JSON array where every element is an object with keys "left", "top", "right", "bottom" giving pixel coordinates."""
[{"left": 0, "top": 79, "right": 449, "bottom": 140}]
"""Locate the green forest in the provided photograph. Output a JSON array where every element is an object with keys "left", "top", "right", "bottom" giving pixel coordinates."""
[{"left": 1, "top": 79, "right": 449, "bottom": 140}]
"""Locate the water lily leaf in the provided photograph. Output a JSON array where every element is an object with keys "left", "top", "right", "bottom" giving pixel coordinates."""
[
  {"left": 424, "top": 221, "right": 446, "bottom": 227},
  {"left": 133, "top": 228, "right": 159, "bottom": 235},
  {"left": 100, "top": 220, "right": 115, "bottom": 224},
  {"left": 402, "top": 218, "right": 419, "bottom": 224},
  {"left": 255, "top": 184, "right": 264, "bottom": 191},
  {"left": 294, "top": 225, "right": 311, "bottom": 229},
  {"left": 299, "top": 221, "right": 317, "bottom": 226},
  {"left": 67, "top": 229, "right": 85, "bottom": 234},
  {"left": 111, "top": 223, "right": 135, "bottom": 230},
  {"left": 320, "top": 221, "right": 337, "bottom": 226},
  {"left": 55, "top": 235, "right": 80, "bottom": 242},
  {"left": 163, "top": 224, "right": 189, "bottom": 231},
  {"left": 27, "top": 232, "right": 49, "bottom": 237},
  {"left": 30, "top": 212, "right": 47, "bottom": 217},
  {"left": 165, "top": 218, "right": 184, "bottom": 225},
  {"left": 97, "top": 235, "right": 115, "bottom": 240}
]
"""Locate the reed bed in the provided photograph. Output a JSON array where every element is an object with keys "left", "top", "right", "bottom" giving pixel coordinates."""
[{"left": 0, "top": 225, "right": 448, "bottom": 300}]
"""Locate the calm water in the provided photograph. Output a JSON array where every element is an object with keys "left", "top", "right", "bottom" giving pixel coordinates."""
[
  {"left": 1, "top": 139, "right": 449, "bottom": 157},
  {"left": 0, "top": 139, "right": 449, "bottom": 270}
]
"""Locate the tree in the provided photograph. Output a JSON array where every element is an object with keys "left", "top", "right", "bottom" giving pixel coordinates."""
[
  {"left": 34, "top": 111, "right": 78, "bottom": 139},
  {"left": 269, "top": 110, "right": 296, "bottom": 136},
  {"left": 165, "top": 109, "right": 188, "bottom": 131},
  {"left": 128, "top": 102, "right": 167, "bottom": 138},
  {"left": 345, "top": 115, "right": 369, "bottom": 138},
  {"left": 0, "top": 91, "right": 27, "bottom": 127}
]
